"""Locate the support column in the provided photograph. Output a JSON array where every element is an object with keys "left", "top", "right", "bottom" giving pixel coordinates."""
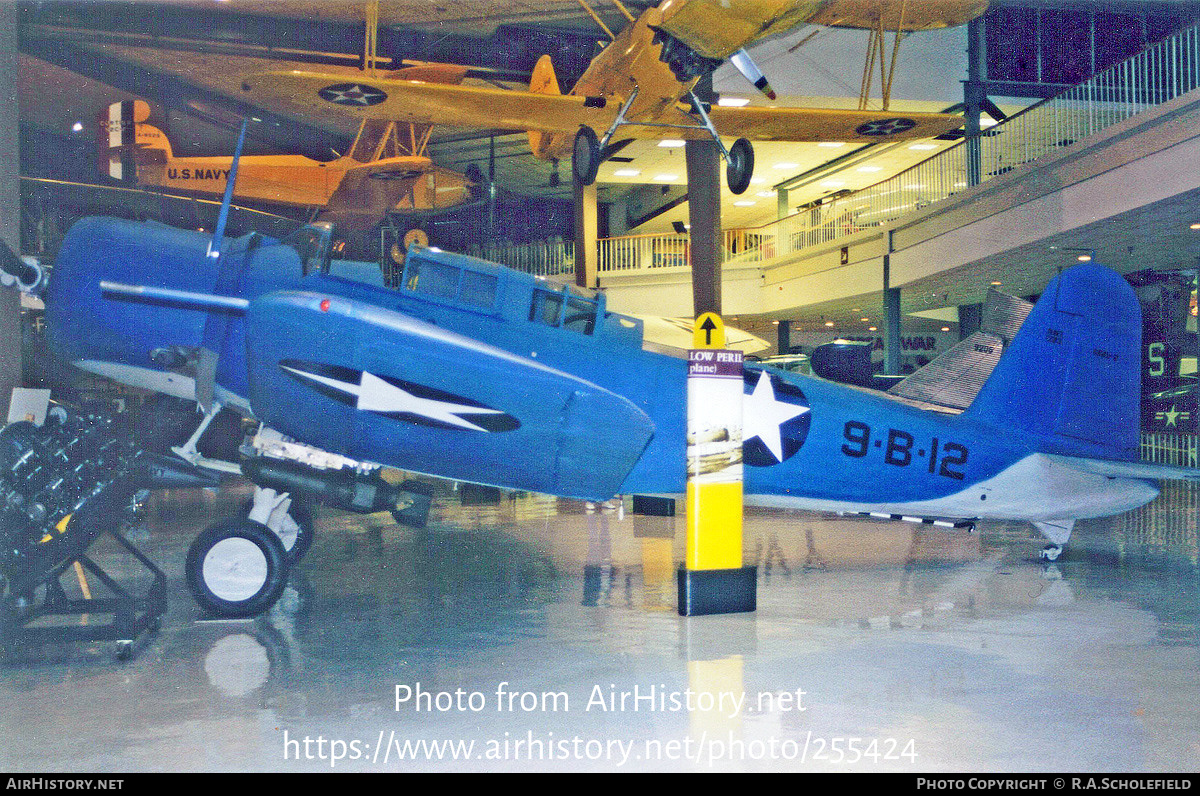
[
  {"left": 777, "top": 319, "right": 791, "bottom": 355},
  {"left": 776, "top": 188, "right": 790, "bottom": 220},
  {"left": 958, "top": 303, "right": 983, "bottom": 339},
  {"left": 883, "top": 286, "right": 902, "bottom": 375},
  {"left": 0, "top": 2, "right": 23, "bottom": 417},
  {"left": 685, "top": 139, "right": 722, "bottom": 315},
  {"left": 573, "top": 177, "right": 598, "bottom": 289},
  {"left": 964, "top": 17, "right": 985, "bottom": 188}
]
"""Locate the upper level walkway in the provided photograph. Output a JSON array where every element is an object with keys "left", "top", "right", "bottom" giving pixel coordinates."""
[{"left": 474, "top": 24, "right": 1200, "bottom": 324}]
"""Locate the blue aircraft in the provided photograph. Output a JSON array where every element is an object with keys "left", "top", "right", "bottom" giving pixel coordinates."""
[{"left": 4, "top": 213, "right": 1197, "bottom": 617}]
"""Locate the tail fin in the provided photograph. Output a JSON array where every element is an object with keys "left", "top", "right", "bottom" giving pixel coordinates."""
[
  {"left": 527, "top": 55, "right": 561, "bottom": 159},
  {"left": 97, "top": 100, "right": 170, "bottom": 183},
  {"left": 965, "top": 264, "right": 1142, "bottom": 461}
]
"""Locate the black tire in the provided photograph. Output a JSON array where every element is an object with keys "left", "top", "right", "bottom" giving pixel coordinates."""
[
  {"left": 186, "top": 519, "right": 288, "bottom": 618},
  {"left": 239, "top": 498, "right": 315, "bottom": 564},
  {"left": 726, "top": 137, "right": 754, "bottom": 195},
  {"left": 572, "top": 126, "right": 601, "bottom": 186}
]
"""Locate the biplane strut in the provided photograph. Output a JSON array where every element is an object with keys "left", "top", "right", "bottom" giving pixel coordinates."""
[{"left": 571, "top": 85, "right": 755, "bottom": 194}]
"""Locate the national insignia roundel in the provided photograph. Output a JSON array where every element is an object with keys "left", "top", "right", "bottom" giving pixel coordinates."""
[
  {"left": 317, "top": 83, "right": 389, "bottom": 107},
  {"left": 742, "top": 369, "right": 812, "bottom": 467},
  {"left": 854, "top": 117, "right": 917, "bottom": 137}
]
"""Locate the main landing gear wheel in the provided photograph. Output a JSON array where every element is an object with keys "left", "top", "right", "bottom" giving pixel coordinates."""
[
  {"left": 726, "top": 137, "right": 754, "bottom": 195},
  {"left": 186, "top": 519, "right": 289, "bottom": 618},
  {"left": 572, "top": 126, "right": 601, "bottom": 186}
]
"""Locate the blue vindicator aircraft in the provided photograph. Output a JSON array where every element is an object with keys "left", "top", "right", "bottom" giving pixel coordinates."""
[{"left": 4, "top": 213, "right": 1196, "bottom": 617}]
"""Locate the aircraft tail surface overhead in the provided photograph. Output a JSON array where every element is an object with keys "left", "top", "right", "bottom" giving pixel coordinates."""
[
  {"left": 527, "top": 54, "right": 562, "bottom": 159},
  {"left": 965, "top": 264, "right": 1142, "bottom": 462},
  {"left": 98, "top": 100, "right": 171, "bottom": 183}
]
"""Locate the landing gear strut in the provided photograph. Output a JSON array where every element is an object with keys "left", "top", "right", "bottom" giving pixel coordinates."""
[
  {"left": 569, "top": 85, "right": 757, "bottom": 193},
  {"left": 1040, "top": 544, "right": 1064, "bottom": 562}
]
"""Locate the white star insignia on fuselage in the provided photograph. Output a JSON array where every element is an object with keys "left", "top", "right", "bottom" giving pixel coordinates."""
[
  {"left": 743, "top": 370, "right": 810, "bottom": 462},
  {"left": 281, "top": 365, "right": 503, "bottom": 432}
]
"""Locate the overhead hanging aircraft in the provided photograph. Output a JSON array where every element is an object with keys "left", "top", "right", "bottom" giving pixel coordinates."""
[
  {"left": 239, "top": 0, "right": 989, "bottom": 195},
  {"left": 99, "top": 70, "right": 481, "bottom": 233},
  {"left": 3, "top": 205, "right": 1198, "bottom": 618}
]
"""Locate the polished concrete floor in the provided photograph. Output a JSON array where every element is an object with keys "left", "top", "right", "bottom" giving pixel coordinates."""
[{"left": 3, "top": 480, "right": 1200, "bottom": 772}]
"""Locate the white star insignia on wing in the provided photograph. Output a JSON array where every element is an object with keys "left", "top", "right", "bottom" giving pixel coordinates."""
[{"left": 743, "top": 371, "right": 809, "bottom": 462}]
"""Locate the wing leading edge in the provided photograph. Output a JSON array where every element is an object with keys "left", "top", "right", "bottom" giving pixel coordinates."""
[{"left": 244, "top": 70, "right": 962, "bottom": 144}]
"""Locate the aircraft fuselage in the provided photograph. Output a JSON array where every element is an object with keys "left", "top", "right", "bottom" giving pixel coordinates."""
[{"left": 45, "top": 217, "right": 1159, "bottom": 527}]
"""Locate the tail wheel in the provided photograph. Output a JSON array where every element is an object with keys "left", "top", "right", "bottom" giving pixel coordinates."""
[
  {"left": 572, "top": 126, "right": 601, "bottom": 186},
  {"left": 186, "top": 519, "right": 288, "bottom": 618},
  {"left": 726, "top": 138, "right": 754, "bottom": 195}
]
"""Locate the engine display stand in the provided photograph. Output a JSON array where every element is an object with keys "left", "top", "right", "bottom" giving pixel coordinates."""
[{"left": 1, "top": 523, "right": 166, "bottom": 662}]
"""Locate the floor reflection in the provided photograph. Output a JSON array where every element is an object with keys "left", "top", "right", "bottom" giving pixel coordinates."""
[{"left": 2, "top": 480, "right": 1199, "bottom": 772}]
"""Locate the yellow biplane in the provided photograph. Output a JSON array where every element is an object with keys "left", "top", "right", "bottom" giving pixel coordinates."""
[
  {"left": 240, "top": 0, "right": 988, "bottom": 195},
  {"left": 99, "top": 64, "right": 480, "bottom": 232}
]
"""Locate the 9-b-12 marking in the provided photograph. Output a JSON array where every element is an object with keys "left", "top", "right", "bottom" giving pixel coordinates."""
[{"left": 841, "top": 421, "right": 968, "bottom": 480}]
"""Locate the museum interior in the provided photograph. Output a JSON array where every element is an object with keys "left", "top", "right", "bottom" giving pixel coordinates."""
[{"left": 3, "top": 0, "right": 1200, "bottom": 774}]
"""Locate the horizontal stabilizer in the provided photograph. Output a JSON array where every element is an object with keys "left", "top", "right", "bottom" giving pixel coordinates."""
[
  {"left": 889, "top": 289, "right": 1033, "bottom": 410},
  {"left": 1048, "top": 454, "right": 1200, "bottom": 482},
  {"left": 887, "top": 331, "right": 1004, "bottom": 410},
  {"left": 981, "top": 287, "right": 1034, "bottom": 343}
]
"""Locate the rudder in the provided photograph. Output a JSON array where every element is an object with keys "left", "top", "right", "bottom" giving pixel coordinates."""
[
  {"left": 527, "top": 55, "right": 562, "bottom": 159},
  {"left": 965, "top": 264, "right": 1142, "bottom": 461},
  {"left": 96, "top": 100, "right": 170, "bottom": 183}
]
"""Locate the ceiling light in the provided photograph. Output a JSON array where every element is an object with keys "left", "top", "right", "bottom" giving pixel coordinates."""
[
  {"left": 612, "top": 168, "right": 641, "bottom": 177},
  {"left": 819, "top": 180, "right": 845, "bottom": 188},
  {"left": 718, "top": 97, "right": 750, "bottom": 107},
  {"left": 908, "top": 143, "right": 938, "bottom": 150},
  {"left": 750, "top": 177, "right": 766, "bottom": 185},
  {"left": 71, "top": 121, "right": 83, "bottom": 132},
  {"left": 756, "top": 191, "right": 774, "bottom": 198},
  {"left": 941, "top": 326, "right": 951, "bottom": 332},
  {"left": 653, "top": 173, "right": 679, "bottom": 181},
  {"left": 658, "top": 139, "right": 685, "bottom": 148},
  {"left": 991, "top": 281, "right": 1003, "bottom": 286},
  {"left": 868, "top": 326, "right": 877, "bottom": 332},
  {"left": 860, "top": 317, "right": 869, "bottom": 322},
  {"left": 856, "top": 165, "right": 882, "bottom": 173},
  {"left": 1190, "top": 223, "right": 1200, "bottom": 230},
  {"left": 818, "top": 142, "right": 845, "bottom": 148},
  {"left": 1076, "top": 253, "right": 1092, "bottom": 262},
  {"left": 772, "top": 162, "right": 799, "bottom": 170},
  {"left": 824, "top": 321, "right": 834, "bottom": 327},
  {"left": 734, "top": 200, "right": 756, "bottom": 206},
  {"left": 771, "top": 320, "right": 779, "bottom": 325}
]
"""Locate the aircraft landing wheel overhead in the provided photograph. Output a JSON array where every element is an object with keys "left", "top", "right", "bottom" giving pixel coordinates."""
[
  {"left": 572, "top": 126, "right": 601, "bottom": 186},
  {"left": 186, "top": 518, "right": 289, "bottom": 618},
  {"left": 726, "top": 137, "right": 754, "bottom": 195}
]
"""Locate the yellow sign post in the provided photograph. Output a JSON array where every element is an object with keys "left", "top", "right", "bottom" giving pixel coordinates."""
[{"left": 679, "top": 313, "right": 756, "bottom": 615}]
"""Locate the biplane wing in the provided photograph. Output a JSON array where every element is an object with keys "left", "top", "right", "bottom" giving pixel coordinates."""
[
  {"left": 655, "top": 0, "right": 991, "bottom": 59},
  {"left": 243, "top": 70, "right": 963, "bottom": 144},
  {"left": 241, "top": 70, "right": 615, "bottom": 134},
  {"left": 320, "top": 155, "right": 433, "bottom": 233},
  {"left": 707, "top": 104, "right": 962, "bottom": 142}
]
